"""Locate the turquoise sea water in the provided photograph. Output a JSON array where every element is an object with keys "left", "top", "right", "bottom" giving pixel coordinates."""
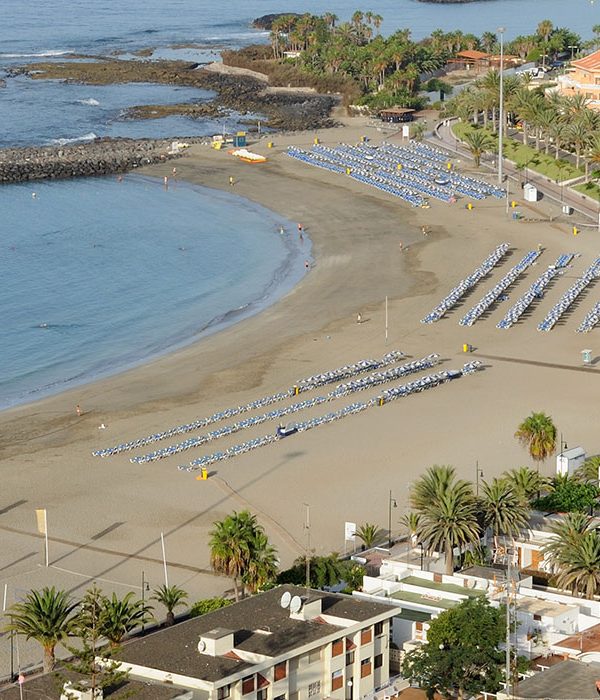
[
  {"left": 1, "top": 0, "right": 597, "bottom": 408},
  {"left": 0, "top": 176, "right": 306, "bottom": 409}
]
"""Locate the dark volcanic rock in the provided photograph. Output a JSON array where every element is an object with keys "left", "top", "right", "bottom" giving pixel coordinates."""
[
  {"left": 252, "top": 13, "right": 301, "bottom": 30},
  {"left": 0, "top": 137, "right": 204, "bottom": 184}
]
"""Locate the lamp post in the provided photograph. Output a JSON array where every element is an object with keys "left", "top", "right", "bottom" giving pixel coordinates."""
[
  {"left": 388, "top": 490, "right": 397, "bottom": 549},
  {"left": 141, "top": 570, "right": 149, "bottom": 633},
  {"left": 497, "top": 27, "right": 505, "bottom": 185},
  {"left": 541, "top": 53, "right": 549, "bottom": 70},
  {"left": 475, "top": 462, "right": 484, "bottom": 496},
  {"left": 568, "top": 45, "right": 578, "bottom": 60}
]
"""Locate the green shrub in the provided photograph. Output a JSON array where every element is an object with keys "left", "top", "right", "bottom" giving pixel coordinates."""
[{"left": 189, "top": 597, "right": 232, "bottom": 617}]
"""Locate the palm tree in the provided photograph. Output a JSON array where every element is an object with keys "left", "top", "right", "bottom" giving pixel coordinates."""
[
  {"left": 100, "top": 592, "right": 153, "bottom": 647},
  {"left": 537, "top": 20, "right": 554, "bottom": 45},
  {"left": 152, "top": 584, "right": 188, "bottom": 627},
  {"left": 209, "top": 510, "right": 278, "bottom": 600},
  {"left": 515, "top": 412, "right": 557, "bottom": 472},
  {"left": 5, "top": 587, "right": 78, "bottom": 672},
  {"left": 576, "top": 456, "right": 600, "bottom": 484},
  {"left": 463, "top": 128, "right": 494, "bottom": 167},
  {"left": 544, "top": 512, "right": 593, "bottom": 562},
  {"left": 400, "top": 512, "right": 422, "bottom": 548},
  {"left": 480, "top": 478, "right": 529, "bottom": 561},
  {"left": 412, "top": 466, "right": 480, "bottom": 575},
  {"left": 481, "top": 31, "right": 497, "bottom": 54},
  {"left": 242, "top": 530, "right": 279, "bottom": 594},
  {"left": 557, "top": 533, "right": 600, "bottom": 598},
  {"left": 355, "top": 522, "right": 385, "bottom": 549},
  {"left": 503, "top": 466, "right": 551, "bottom": 505},
  {"left": 209, "top": 511, "right": 254, "bottom": 601}
]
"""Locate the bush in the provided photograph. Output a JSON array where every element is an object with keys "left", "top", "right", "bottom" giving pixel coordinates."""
[
  {"left": 189, "top": 597, "right": 232, "bottom": 617},
  {"left": 533, "top": 475, "right": 599, "bottom": 513}
]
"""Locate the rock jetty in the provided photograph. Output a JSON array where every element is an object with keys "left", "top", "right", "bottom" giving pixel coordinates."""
[{"left": 0, "top": 137, "right": 200, "bottom": 184}]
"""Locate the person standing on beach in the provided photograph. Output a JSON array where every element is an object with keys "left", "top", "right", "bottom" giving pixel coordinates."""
[
  {"left": 76, "top": 404, "right": 82, "bottom": 417},
  {"left": 229, "top": 176, "right": 235, "bottom": 186}
]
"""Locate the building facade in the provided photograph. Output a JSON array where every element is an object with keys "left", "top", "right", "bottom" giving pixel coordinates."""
[
  {"left": 558, "top": 48, "right": 600, "bottom": 109},
  {"left": 115, "top": 586, "right": 401, "bottom": 700}
]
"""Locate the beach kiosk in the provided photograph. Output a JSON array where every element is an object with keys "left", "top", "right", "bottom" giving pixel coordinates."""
[{"left": 556, "top": 446, "right": 586, "bottom": 477}]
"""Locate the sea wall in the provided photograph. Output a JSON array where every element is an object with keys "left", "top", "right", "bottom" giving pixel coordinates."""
[{"left": 0, "top": 137, "right": 201, "bottom": 184}]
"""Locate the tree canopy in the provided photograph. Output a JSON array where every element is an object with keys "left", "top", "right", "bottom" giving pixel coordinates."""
[{"left": 402, "top": 597, "right": 506, "bottom": 699}]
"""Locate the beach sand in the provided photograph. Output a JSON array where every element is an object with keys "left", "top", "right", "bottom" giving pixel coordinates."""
[{"left": 1, "top": 119, "right": 599, "bottom": 670}]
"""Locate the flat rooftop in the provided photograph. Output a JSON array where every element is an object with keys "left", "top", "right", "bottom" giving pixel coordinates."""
[
  {"left": 517, "top": 596, "right": 577, "bottom": 618},
  {"left": 119, "top": 585, "right": 395, "bottom": 682},
  {"left": 402, "top": 576, "right": 483, "bottom": 598},
  {"left": 557, "top": 621, "right": 600, "bottom": 653},
  {"left": 513, "top": 659, "right": 600, "bottom": 699},
  {"left": 390, "top": 590, "right": 456, "bottom": 610}
]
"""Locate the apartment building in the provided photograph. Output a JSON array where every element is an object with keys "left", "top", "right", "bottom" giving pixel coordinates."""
[
  {"left": 558, "top": 48, "right": 600, "bottom": 109},
  {"left": 114, "top": 585, "right": 401, "bottom": 700}
]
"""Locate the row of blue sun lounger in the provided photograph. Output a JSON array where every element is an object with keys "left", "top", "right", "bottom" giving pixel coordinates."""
[
  {"left": 131, "top": 354, "right": 440, "bottom": 464},
  {"left": 538, "top": 258, "right": 600, "bottom": 332},
  {"left": 496, "top": 255, "right": 576, "bottom": 329},
  {"left": 180, "top": 361, "right": 481, "bottom": 471},
  {"left": 92, "top": 350, "right": 406, "bottom": 457},
  {"left": 577, "top": 301, "right": 600, "bottom": 333},
  {"left": 421, "top": 243, "right": 510, "bottom": 324},
  {"left": 340, "top": 142, "right": 505, "bottom": 200},
  {"left": 459, "top": 250, "right": 540, "bottom": 327},
  {"left": 287, "top": 140, "right": 504, "bottom": 209}
]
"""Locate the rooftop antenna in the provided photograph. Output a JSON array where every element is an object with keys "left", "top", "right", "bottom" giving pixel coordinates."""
[{"left": 303, "top": 503, "right": 311, "bottom": 597}]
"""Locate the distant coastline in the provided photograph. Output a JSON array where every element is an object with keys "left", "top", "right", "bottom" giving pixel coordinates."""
[{"left": 417, "top": 0, "right": 495, "bottom": 3}]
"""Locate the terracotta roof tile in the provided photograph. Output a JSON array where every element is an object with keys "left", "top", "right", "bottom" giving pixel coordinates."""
[{"left": 572, "top": 48, "right": 600, "bottom": 72}]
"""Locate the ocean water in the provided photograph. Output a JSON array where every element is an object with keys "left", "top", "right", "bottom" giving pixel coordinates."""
[
  {"left": 0, "top": 176, "right": 307, "bottom": 409},
  {"left": 1, "top": 0, "right": 596, "bottom": 409}
]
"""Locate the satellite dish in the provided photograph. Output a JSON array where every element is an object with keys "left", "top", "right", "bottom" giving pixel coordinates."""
[
  {"left": 197, "top": 640, "right": 206, "bottom": 653},
  {"left": 289, "top": 595, "right": 302, "bottom": 614},
  {"left": 280, "top": 591, "right": 292, "bottom": 609}
]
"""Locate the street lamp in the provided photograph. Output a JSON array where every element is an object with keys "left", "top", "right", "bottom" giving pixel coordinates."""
[
  {"left": 141, "top": 570, "right": 150, "bottom": 633},
  {"left": 568, "top": 45, "right": 578, "bottom": 60},
  {"left": 475, "top": 462, "right": 484, "bottom": 497},
  {"left": 497, "top": 27, "right": 505, "bottom": 185},
  {"left": 388, "top": 490, "right": 397, "bottom": 549}
]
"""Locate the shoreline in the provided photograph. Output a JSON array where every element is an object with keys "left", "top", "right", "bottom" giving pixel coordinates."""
[{"left": 1, "top": 174, "right": 311, "bottom": 412}]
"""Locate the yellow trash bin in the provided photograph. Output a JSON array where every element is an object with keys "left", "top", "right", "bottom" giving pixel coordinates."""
[
  {"left": 573, "top": 226, "right": 579, "bottom": 236},
  {"left": 463, "top": 343, "right": 469, "bottom": 353},
  {"left": 267, "top": 141, "right": 274, "bottom": 148},
  {"left": 314, "top": 137, "right": 319, "bottom": 145},
  {"left": 511, "top": 200, "right": 517, "bottom": 208}
]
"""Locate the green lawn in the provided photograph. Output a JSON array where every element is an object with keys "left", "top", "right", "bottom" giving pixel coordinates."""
[
  {"left": 452, "top": 122, "right": 582, "bottom": 182},
  {"left": 574, "top": 181, "right": 600, "bottom": 202}
]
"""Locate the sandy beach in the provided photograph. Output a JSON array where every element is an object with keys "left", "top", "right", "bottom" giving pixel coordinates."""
[{"left": 1, "top": 116, "right": 599, "bottom": 672}]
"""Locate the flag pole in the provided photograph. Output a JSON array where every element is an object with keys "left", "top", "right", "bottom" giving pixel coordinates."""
[
  {"left": 160, "top": 532, "right": 169, "bottom": 588},
  {"left": 385, "top": 296, "right": 389, "bottom": 344},
  {"left": 44, "top": 510, "right": 49, "bottom": 567}
]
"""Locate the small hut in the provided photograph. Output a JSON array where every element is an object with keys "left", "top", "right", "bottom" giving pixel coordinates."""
[{"left": 379, "top": 107, "right": 415, "bottom": 123}]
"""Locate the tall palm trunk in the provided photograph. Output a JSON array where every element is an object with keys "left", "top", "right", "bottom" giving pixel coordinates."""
[
  {"left": 445, "top": 541, "right": 454, "bottom": 575},
  {"left": 43, "top": 644, "right": 56, "bottom": 673}
]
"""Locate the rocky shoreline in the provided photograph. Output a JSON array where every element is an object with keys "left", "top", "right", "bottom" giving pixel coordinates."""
[
  {"left": 0, "top": 137, "right": 200, "bottom": 184},
  {"left": 8, "top": 59, "right": 337, "bottom": 131}
]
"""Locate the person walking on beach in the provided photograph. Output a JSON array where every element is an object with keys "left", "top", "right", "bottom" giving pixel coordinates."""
[
  {"left": 304, "top": 259, "right": 310, "bottom": 269},
  {"left": 229, "top": 176, "right": 235, "bottom": 186},
  {"left": 76, "top": 404, "right": 82, "bottom": 417},
  {"left": 357, "top": 313, "right": 362, "bottom": 324},
  {"left": 399, "top": 240, "right": 403, "bottom": 252}
]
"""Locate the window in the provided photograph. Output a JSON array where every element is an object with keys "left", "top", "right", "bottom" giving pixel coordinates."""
[
  {"left": 308, "top": 681, "right": 321, "bottom": 698},
  {"left": 374, "top": 622, "right": 384, "bottom": 637},
  {"left": 374, "top": 654, "right": 383, "bottom": 670},
  {"left": 360, "top": 658, "right": 371, "bottom": 678},
  {"left": 533, "top": 614, "right": 542, "bottom": 621},
  {"left": 308, "top": 648, "right": 321, "bottom": 664},
  {"left": 257, "top": 690, "right": 268, "bottom": 700},
  {"left": 242, "top": 676, "right": 255, "bottom": 695},
  {"left": 346, "top": 651, "right": 355, "bottom": 666},
  {"left": 331, "top": 670, "right": 343, "bottom": 692},
  {"left": 274, "top": 695, "right": 286, "bottom": 700},
  {"left": 332, "top": 640, "right": 344, "bottom": 657},
  {"left": 274, "top": 662, "right": 287, "bottom": 682},
  {"left": 360, "top": 628, "right": 372, "bottom": 645},
  {"left": 218, "top": 686, "right": 231, "bottom": 700}
]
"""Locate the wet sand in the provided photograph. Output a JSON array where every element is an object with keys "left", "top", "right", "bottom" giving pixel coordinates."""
[{"left": 1, "top": 119, "right": 599, "bottom": 634}]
